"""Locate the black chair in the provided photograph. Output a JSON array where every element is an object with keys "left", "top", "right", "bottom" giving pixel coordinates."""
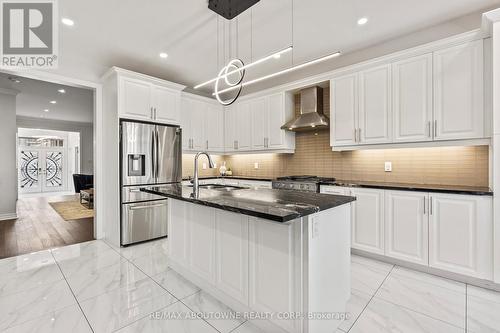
[{"left": 73, "top": 174, "right": 94, "bottom": 193}]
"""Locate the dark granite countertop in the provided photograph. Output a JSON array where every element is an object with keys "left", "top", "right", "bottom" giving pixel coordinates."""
[
  {"left": 141, "top": 184, "right": 355, "bottom": 223},
  {"left": 182, "top": 176, "right": 274, "bottom": 182},
  {"left": 320, "top": 180, "right": 493, "bottom": 196}
]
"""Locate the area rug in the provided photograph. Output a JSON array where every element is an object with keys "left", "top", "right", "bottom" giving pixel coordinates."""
[{"left": 49, "top": 199, "right": 94, "bottom": 221}]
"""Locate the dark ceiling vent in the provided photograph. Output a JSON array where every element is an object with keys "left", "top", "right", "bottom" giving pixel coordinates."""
[{"left": 208, "top": 0, "right": 260, "bottom": 20}]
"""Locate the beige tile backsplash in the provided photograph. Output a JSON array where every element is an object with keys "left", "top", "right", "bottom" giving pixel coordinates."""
[{"left": 183, "top": 89, "right": 489, "bottom": 187}]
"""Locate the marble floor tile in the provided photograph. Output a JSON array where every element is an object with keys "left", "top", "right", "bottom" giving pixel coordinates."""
[
  {"left": 3, "top": 304, "right": 92, "bottom": 333},
  {"left": 182, "top": 291, "right": 245, "bottom": 333},
  {"left": 375, "top": 267, "right": 466, "bottom": 328},
  {"left": 350, "top": 297, "right": 464, "bottom": 333},
  {"left": 339, "top": 289, "right": 372, "bottom": 332},
  {"left": 0, "top": 262, "right": 64, "bottom": 297},
  {"left": 230, "top": 321, "right": 265, "bottom": 333},
  {"left": 0, "top": 280, "right": 76, "bottom": 330},
  {"left": 51, "top": 240, "right": 112, "bottom": 262},
  {"left": 351, "top": 256, "right": 393, "bottom": 295},
  {"left": 66, "top": 260, "right": 149, "bottom": 301},
  {"left": 116, "top": 301, "right": 219, "bottom": 333},
  {"left": 131, "top": 251, "right": 170, "bottom": 276},
  {"left": 467, "top": 285, "right": 500, "bottom": 333},
  {"left": 80, "top": 277, "right": 178, "bottom": 333},
  {"left": 56, "top": 248, "right": 124, "bottom": 278},
  {"left": 152, "top": 268, "right": 200, "bottom": 299},
  {"left": 116, "top": 238, "right": 168, "bottom": 261},
  {"left": 0, "top": 250, "right": 54, "bottom": 275}
]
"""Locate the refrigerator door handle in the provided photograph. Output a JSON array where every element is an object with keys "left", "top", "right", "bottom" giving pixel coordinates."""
[
  {"left": 151, "top": 130, "right": 156, "bottom": 180},
  {"left": 155, "top": 129, "right": 160, "bottom": 181}
]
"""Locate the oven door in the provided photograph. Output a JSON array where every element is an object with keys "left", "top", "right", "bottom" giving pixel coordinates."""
[{"left": 121, "top": 199, "right": 168, "bottom": 245}]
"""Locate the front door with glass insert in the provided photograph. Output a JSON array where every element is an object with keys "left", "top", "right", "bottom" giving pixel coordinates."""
[{"left": 19, "top": 137, "right": 66, "bottom": 194}]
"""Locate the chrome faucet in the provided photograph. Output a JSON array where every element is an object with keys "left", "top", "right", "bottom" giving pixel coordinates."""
[{"left": 193, "top": 151, "right": 215, "bottom": 194}]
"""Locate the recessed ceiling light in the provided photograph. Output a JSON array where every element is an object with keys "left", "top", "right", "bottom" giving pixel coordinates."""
[
  {"left": 44, "top": 109, "right": 49, "bottom": 112},
  {"left": 8, "top": 76, "right": 22, "bottom": 83},
  {"left": 159, "top": 52, "right": 168, "bottom": 59},
  {"left": 61, "top": 18, "right": 74, "bottom": 26},
  {"left": 57, "top": 89, "right": 65, "bottom": 94},
  {"left": 49, "top": 100, "right": 57, "bottom": 104},
  {"left": 357, "top": 17, "right": 368, "bottom": 25}
]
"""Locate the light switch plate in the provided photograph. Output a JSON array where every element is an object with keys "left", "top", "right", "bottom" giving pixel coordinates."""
[
  {"left": 385, "top": 161, "right": 392, "bottom": 172},
  {"left": 254, "top": 162, "right": 259, "bottom": 169}
]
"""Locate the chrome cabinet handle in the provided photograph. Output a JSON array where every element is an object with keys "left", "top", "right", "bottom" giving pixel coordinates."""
[
  {"left": 430, "top": 197, "right": 433, "bottom": 215},
  {"left": 354, "top": 129, "right": 357, "bottom": 142},
  {"left": 150, "top": 107, "right": 154, "bottom": 119},
  {"left": 434, "top": 120, "right": 437, "bottom": 138},
  {"left": 423, "top": 198, "right": 426, "bottom": 215},
  {"left": 154, "top": 107, "right": 157, "bottom": 120},
  {"left": 233, "top": 140, "right": 237, "bottom": 149},
  {"left": 129, "top": 203, "right": 167, "bottom": 210},
  {"left": 427, "top": 121, "right": 431, "bottom": 138},
  {"left": 206, "top": 140, "right": 209, "bottom": 149}
]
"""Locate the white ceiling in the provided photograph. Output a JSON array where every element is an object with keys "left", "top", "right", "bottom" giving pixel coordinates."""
[
  {"left": 0, "top": 72, "right": 93, "bottom": 123},
  {"left": 45, "top": 0, "right": 500, "bottom": 96}
]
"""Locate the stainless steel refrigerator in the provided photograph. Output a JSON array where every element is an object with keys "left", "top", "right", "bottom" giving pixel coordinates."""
[{"left": 120, "top": 120, "right": 181, "bottom": 246}]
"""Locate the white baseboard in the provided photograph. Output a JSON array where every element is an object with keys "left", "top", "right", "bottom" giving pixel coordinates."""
[{"left": 0, "top": 213, "right": 17, "bottom": 221}]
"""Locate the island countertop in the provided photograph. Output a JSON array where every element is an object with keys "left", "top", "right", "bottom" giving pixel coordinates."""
[{"left": 141, "top": 184, "right": 355, "bottom": 223}]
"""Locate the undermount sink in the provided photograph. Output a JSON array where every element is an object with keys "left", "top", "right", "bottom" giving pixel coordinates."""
[{"left": 188, "top": 183, "right": 245, "bottom": 191}]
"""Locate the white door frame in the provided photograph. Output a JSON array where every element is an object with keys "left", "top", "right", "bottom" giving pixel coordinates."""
[{"left": 3, "top": 68, "right": 104, "bottom": 239}]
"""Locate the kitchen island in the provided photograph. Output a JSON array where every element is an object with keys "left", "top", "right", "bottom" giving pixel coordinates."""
[{"left": 142, "top": 184, "right": 355, "bottom": 333}]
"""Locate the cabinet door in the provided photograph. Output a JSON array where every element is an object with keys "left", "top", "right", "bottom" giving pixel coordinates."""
[
  {"left": 191, "top": 100, "right": 206, "bottom": 150},
  {"left": 180, "top": 98, "right": 193, "bottom": 150},
  {"left": 169, "top": 200, "right": 188, "bottom": 265},
  {"left": 385, "top": 191, "right": 428, "bottom": 265},
  {"left": 251, "top": 97, "right": 268, "bottom": 149},
  {"left": 215, "top": 211, "right": 249, "bottom": 304},
  {"left": 236, "top": 102, "right": 252, "bottom": 150},
  {"left": 393, "top": 54, "right": 433, "bottom": 143},
  {"left": 350, "top": 188, "right": 385, "bottom": 254},
  {"left": 206, "top": 103, "right": 224, "bottom": 151},
  {"left": 224, "top": 106, "right": 237, "bottom": 151},
  {"left": 429, "top": 193, "right": 492, "bottom": 279},
  {"left": 249, "top": 218, "right": 298, "bottom": 332},
  {"left": 268, "top": 93, "right": 287, "bottom": 148},
  {"left": 153, "top": 86, "right": 180, "bottom": 125},
  {"left": 119, "top": 77, "right": 152, "bottom": 121},
  {"left": 358, "top": 65, "right": 392, "bottom": 144},
  {"left": 433, "top": 40, "right": 484, "bottom": 140},
  {"left": 188, "top": 204, "right": 216, "bottom": 282},
  {"left": 330, "top": 75, "right": 358, "bottom": 147}
]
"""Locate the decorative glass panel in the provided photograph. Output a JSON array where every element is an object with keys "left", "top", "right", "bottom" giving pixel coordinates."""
[
  {"left": 19, "top": 137, "right": 63, "bottom": 147},
  {"left": 20, "top": 150, "right": 39, "bottom": 188},
  {"left": 45, "top": 151, "right": 63, "bottom": 187}
]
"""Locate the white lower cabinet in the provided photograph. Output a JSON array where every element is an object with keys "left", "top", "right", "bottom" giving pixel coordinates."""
[
  {"left": 188, "top": 205, "right": 216, "bottom": 283},
  {"left": 320, "top": 187, "right": 493, "bottom": 280},
  {"left": 169, "top": 200, "right": 188, "bottom": 265},
  {"left": 249, "top": 218, "right": 298, "bottom": 332},
  {"left": 384, "top": 191, "right": 429, "bottom": 265},
  {"left": 428, "top": 193, "right": 493, "bottom": 279},
  {"left": 350, "top": 188, "right": 385, "bottom": 255},
  {"left": 215, "top": 210, "right": 249, "bottom": 304}
]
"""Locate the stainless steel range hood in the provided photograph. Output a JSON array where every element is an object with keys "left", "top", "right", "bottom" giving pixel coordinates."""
[{"left": 281, "top": 86, "right": 329, "bottom": 132}]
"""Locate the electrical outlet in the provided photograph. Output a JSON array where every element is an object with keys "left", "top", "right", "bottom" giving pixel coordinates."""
[
  {"left": 202, "top": 163, "right": 207, "bottom": 170},
  {"left": 254, "top": 162, "right": 259, "bottom": 169},
  {"left": 385, "top": 161, "right": 392, "bottom": 172}
]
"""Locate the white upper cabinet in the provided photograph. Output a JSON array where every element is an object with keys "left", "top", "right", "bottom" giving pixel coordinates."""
[
  {"left": 429, "top": 193, "right": 492, "bottom": 280},
  {"left": 153, "top": 85, "right": 180, "bottom": 125},
  {"left": 331, "top": 74, "right": 358, "bottom": 147},
  {"left": 119, "top": 77, "right": 153, "bottom": 121},
  {"left": 251, "top": 97, "right": 268, "bottom": 149},
  {"left": 180, "top": 94, "right": 224, "bottom": 153},
  {"left": 330, "top": 39, "right": 487, "bottom": 149},
  {"left": 358, "top": 64, "right": 392, "bottom": 144},
  {"left": 225, "top": 92, "right": 295, "bottom": 153},
  {"left": 385, "top": 191, "right": 429, "bottom": 265},
  {"left": 114, "top": 69, "right": 183, "bottom": 125},
  {"left": 392, "top": 54, "right": 433, "bottom": 143},
  {"left": 433, "top": 40, "right": 484, "bottom": 141}
]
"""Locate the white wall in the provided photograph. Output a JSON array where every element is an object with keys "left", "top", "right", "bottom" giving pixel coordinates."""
[
  {"left": 16, "top": 116, "right": 93, "bottom": 174},
  {"left": 0, "top": 90, "right": 18, "bottom": 220}
]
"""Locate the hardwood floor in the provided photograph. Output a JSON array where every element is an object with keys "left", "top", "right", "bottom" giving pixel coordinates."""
[{"left": 0, "top": 194, "right": 94, "bottom": 259}]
